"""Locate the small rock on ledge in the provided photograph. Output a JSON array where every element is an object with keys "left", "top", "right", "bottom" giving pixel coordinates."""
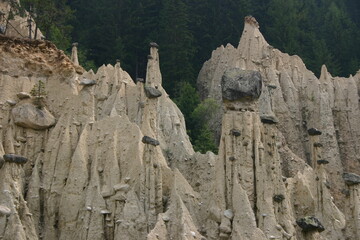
[
  {"left": 308, "top": 128, "right": 322, "bottom": 136},
  {"left": 260, "top": 115, "right": 278, "bottom": 124},
  {"left": 343, "top": 172, "right": 360, "bottom": 186},
  {"left": 80, "top": 78, "right": 97, "bottom": 86},
  {"left": 313, "top": 142, "right": 323, "bottom": 147},
  {"left": 17, "top": 92, "right": 31, "bottom": 99},
  {"left": 144, "top": 86, "right": 162, "bottom": 98},
  {"left": 142, "top": 136, "right": 160, "bottom": 146},
  {"left": 0, "top": 205, "right": 11, "bottom": 217},
  {"left": 230, "top": 129, "right": 241, "bottom": 137},
  {"left": 149, "top": 42, "right": 159, "bottom": 48},
  {"left": 296, "top": 216, "right": 325, "bottom": 232},
  {"left": 136, "top": 78, "right": 145, "bottom": 83},
  {"left": 6, "top": 100, "right": 17, "bottom": 106},
  {"left": 317, "top": 160, "right": 329, "bottom": 165},
  {"left": 223, "top": 209, "right": 234, "bottom": 220},
  {"left": 273, "top": 194, "right": 285, "bottom": 203},
  {"left": 3, "top": 154, "right": 28, "bottom": 164}
]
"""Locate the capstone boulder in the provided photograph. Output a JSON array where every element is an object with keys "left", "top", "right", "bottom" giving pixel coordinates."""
[
  {"left": 80, "top": 78, "right": 96, "bottom": 86},
  {"left": 308, "top": 128, "right": 322, "bottom": 136},
  {"left": 12, "top": 103, "right": 56, "bottom": 130},
  {"left": 144, "top": 86, "right": 162, "bottom": 98},
  {"left": 17, "top": 92, "right": 31, "bottom": 99},
  {"left": 221, "top": 68, "right": 262, "bottom": 101},
  {"left": 260, "top": 115, "right": 279, "bottom": 124},
  {"left": 3, "top": 154, "right": 28, "bottom": 164},
  {"left": 296, "top": 216, "right": 325, "bottom": 232},
  {"left": 343, "top": 172, "right": 360, "bottom": 186},
  {"left": 142, "top": 136, "right": 160, "bottom": 146}
]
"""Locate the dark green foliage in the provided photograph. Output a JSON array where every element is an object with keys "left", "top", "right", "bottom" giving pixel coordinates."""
[
  {"left": 30, "top": 80, "right": 46, "bottom": 98},
  {"left": 174, "top": 82, "right": 200, "bottom": 121},
  {"left": 190, "top": 98, "right": 219, "bottom": 153},
  {"left": 185, "top": 0, "right": 252, "bottom": 70},
  {"left": 30, "top": 80, "right": 47, "bottom": 108},
  {"left": 266, "top": 0, "right": 304, "bottom": 54},
  {"left": 193, "top": 125, "right": 218, "bottom": 154},
  {"left": 20, "top": 0, "right": 74, "bottom": 50},
  {"left": 174, "top": 84, "right": 218, "bottom": 153},
  {"left": 264, "top": 0, "right": 360, "bottom": 77},
  {"left": 77, "top": 48, "right": 97, "bottom": 72}
]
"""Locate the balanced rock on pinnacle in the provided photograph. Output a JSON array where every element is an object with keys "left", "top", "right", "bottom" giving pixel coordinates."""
[{"left": 221, "top": 68, "right": 262, "bottom": 102}]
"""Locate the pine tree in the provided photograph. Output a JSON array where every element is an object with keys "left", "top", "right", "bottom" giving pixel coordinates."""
[
  {"left": 30, "top": 80, "right": 47, "bottom": 108},
  {"left": 30, "top": 80, "right": 47, "bottom": 98}
]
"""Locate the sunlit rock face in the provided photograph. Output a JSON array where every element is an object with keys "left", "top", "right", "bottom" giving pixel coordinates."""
[
  {"left": 0, "top": 15, "right": 359, "bottom": 240},
  {"left": 197, "top": 15, "right": 360, "bottom": 240},
  {"left": 0, "top": 37, "right": 201, "bottom": 240}
]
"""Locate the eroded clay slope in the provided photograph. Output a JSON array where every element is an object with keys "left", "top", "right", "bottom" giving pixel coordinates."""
[
  {"left": 198, "top": 16, "right": 360, "bottom": 239},
  {"left": 0, "top": 16, "right": 359, "bottom": 240},
  {"left": 0, "top": 36, "right": 207, "bottom": 240}
]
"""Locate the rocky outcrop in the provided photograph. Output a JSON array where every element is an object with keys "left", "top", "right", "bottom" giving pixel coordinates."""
[
  {"left": 0, "top": 34, "right": 200, "bottom": 240},
  {"left": 79, "top": 78, "right": 96, "bottom": 86},
  {"left": 71, "top": 43, "right": 79, "bottom": 66},
  {"left": 296, "top": 216, "right": 325, "bottom": 233},
  {"left": 201, "top": 66, "right": 345, "bottom": 240},
  {"left": 0, "top": 15, "right": 358, "bottom": 240},
  {"left": 144, "top": 86, "right": 162, "bottom": 98},
  {"left": 221, "top": 68, "right": 262, "bottom": 101},
  {"left": 198, "top": 16, "right": 360, "bottom": 239},
  {"left": 12, "top": 103, "right": 56, "bottom": 130}
]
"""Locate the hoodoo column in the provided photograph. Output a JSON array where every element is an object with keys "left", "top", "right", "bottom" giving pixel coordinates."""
[{"left": 214, "top": 68, "right": 267, "bottom": 239}]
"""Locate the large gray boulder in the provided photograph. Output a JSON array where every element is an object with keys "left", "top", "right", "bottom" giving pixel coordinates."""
[
  {"left": 221, "top": 69, "right": 262, "bottom": 101},
  {"left": 12, "top": 103, "right": 56, "bottom": 130}
]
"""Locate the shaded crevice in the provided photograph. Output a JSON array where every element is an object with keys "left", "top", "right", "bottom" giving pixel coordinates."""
[
  {"left": 39, "top": 186, "right": 45, "bottom": 238},
  {"left": 252, "top": 131, "right": 259, "bottom": 226}
]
